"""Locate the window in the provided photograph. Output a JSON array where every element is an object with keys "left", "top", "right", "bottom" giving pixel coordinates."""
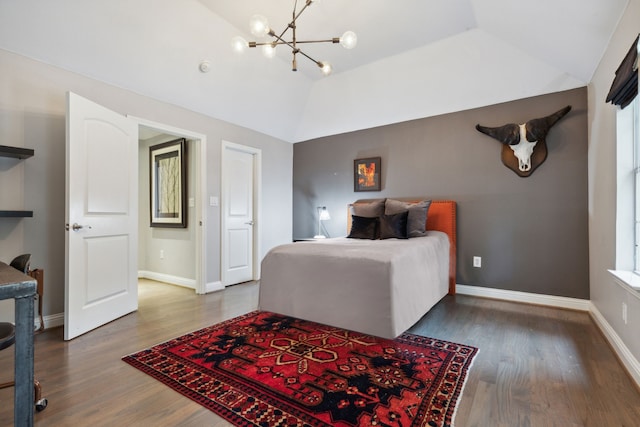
[
  {"left": 615, "top": 98, "right": 635, "bottom": 271},
  {"left": 635, "top": 99, "right": 640, "bottom": 272},
  {"left": 613, "top": 96, "right": 640, "bottom": 288},
  {"left": 609, "top": 36, "right": 639, "bottom": 289}
]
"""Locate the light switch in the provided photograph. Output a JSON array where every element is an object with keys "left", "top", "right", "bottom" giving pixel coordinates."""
[
  {"left": 189, "top": 197, "right": 195, "bottom": 207},
  {"left": 210, "top": 196, "right": 219, "bottom": 207}
]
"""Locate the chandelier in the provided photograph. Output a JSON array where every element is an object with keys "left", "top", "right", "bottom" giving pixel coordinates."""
[{"left": 231, "top": 0, "right": 357, "bottom": 76}]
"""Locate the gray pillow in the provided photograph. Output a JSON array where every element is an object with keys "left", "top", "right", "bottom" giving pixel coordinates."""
[
  {"left": 384, "top": 199, "right": 432, "bottom": 237},
  {"left": 351, "top": 199, "right": 385, "bottom": 218}
]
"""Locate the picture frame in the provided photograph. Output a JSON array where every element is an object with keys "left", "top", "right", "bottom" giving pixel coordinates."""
[
  {"left": 354, "top": 157, "right": 381, "bottom": 192},
  {"left": 150, "top": 138, "right": 187, "bottom": 228}
]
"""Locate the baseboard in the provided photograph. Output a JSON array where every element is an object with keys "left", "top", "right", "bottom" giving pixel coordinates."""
[
  {"left": 206, "top": 281, "right": 224, "bottom": 293},
  {"left": 138, "top": 270, "right": 196, "bottom": 289},
  {"left": 456, "top": 284, "right": 591, "bottom": 311},
  {"left": 456, "top": 283, "right": 640, "bottom": 389},
  {"left": 589, "top": 303, "right": 640, "bottom": 387},
  {"left": 39, "top": 312, "right": 64, "bottom": 330}
]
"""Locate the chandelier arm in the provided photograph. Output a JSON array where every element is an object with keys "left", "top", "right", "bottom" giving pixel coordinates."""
[
  {"left": 249, "top": 39, "right": 337, "bottom": 47},
  {"left": 251, "top": 37, "right": 323, "bottom": 68},
  {"left": 295, "top": 48, "right": 322, "bottom": 67},
  {"left": 292, "top": 1, "right": 312, "bottom": 24},
  {"left": 274, "top": 26, "right": 292, "bottom": 42},
  {"left": 267, "top": 33, "right": 297, "bottom": 51},
  {"left": 273, "top": 0, "right": 311, "bottom": 43},
  {"left": 294, "top": 39, "right": 340, "bottom": 44}
]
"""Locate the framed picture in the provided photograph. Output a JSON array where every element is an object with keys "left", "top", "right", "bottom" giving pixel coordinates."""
[
  {"left": 354, "top": 157, "right": 381, "bottom": 192},
  {"left": 150, "top": 138, "right": 187, "bottom": 228}
]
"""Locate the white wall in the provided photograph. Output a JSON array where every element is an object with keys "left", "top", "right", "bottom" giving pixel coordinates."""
[
  {"left": 588, "top": 0, "right": 640, "bottom": 365},
  {"left": 0, "top": 48, "right": 293, "bottom": 322}
]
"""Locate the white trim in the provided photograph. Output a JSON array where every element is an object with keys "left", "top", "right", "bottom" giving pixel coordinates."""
[
  {"left": 39, "top": 312, "right": 64, "bottom": 330},
  {"left": 590, "top": 303, "right": 640, "bottom": 387},
  {"left": 456, "top": 284, "right": 591, "bottom": 311},
  {"left": 609, "top": 269, "right": 640, "bottom": 295},
  {"left": 129, "top": 115, "right": 208, "bottom": 295},
  {"left": 193, "top": 135, "right": 207, "bottom": 294},
  {"left": 138, "top": 270, "right": 196, "bottom": 289},
  {"left": 206, "top": 281, "right": 225, "bottom": 293}
]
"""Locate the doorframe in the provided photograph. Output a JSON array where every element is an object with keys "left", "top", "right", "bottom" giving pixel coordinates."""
[
  {"left": 131, "top": 116, "right": 208, "bottom": 295},
  {"left": 221, "top": 140, "right": 262, "bottom": 286}
]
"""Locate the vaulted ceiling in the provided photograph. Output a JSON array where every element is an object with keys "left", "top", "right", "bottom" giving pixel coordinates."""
[{"left": 0, "top": 0, "right": 628, "bottom": 142}]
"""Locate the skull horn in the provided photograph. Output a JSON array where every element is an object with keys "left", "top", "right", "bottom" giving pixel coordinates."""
[
  {"left": 526, "top": 105, "right": 572, "bottom": 140},
  {"left": 475, "top": 123, "right": 520, "bottom": 145}
]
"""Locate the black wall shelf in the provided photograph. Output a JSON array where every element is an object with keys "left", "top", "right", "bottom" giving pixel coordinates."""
[
  {"left": 0, "top": 211, "right": 33, "bottom": 218},
  {"left": 0, "top": 145, "right": 34, "bottom": 159},
  {"left": 1, "top": 145, "right": 34, "bottom": 218}
]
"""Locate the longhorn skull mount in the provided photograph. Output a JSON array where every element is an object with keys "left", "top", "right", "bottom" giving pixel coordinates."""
[{"left": 475, "top": 105, "right": 571, "bottom": 177}]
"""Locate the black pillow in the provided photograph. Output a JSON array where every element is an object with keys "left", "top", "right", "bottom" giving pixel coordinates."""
[
  {"left": 379, "top": 211, "right": 409, "bottom": 239},
  {"left": 347, "top": 215, "right": 379, "bottom": 239},
  {"left": 384, "top": 198, "right": 432, "bottom": 237}
]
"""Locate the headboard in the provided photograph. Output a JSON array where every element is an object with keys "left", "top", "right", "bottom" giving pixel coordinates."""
[{"left": 347, "top": 199, "right": 457, "bottom": 295}]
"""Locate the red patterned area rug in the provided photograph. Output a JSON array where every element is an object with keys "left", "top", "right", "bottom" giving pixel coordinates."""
[{"left": 123, "top": 311, "right": 478, "bottom": 427}]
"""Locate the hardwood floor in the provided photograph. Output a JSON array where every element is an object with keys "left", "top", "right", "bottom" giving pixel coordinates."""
[
  {"left": 409, "top": 296, "right": 640, "bottom": 427},
  {"left": 1, "top": 280, "right": 638, "bottom": 426}
]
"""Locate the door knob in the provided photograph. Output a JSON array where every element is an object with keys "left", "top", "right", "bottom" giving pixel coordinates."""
[
  {"left": 65, "top": 223, "right": 92, "bottom": 231},
  {"left": 245, "top": 220, "right": 255, "bottom": 226}
]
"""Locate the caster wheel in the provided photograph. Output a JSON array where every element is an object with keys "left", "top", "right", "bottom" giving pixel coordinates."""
[{"left": 35, "top": 398, "right": 48, "bottom": 412}]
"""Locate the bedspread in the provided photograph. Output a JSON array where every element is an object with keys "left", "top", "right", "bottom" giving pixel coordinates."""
[{"left": 258, "top": 231, "right": 449, "bottom": 338}]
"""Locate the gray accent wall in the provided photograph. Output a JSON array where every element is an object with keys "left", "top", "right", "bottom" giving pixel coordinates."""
[{"left": 293, "top": 87, "right": 588, "bottom": 299}]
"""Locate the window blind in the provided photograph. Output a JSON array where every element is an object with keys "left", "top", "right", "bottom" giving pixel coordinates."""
[{"left": 606, "top": 35, "right": 639, "bottom": 109}]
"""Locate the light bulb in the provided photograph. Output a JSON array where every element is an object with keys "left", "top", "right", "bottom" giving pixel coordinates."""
[
  {"left": 262, "top": 44, "right": 276, "bottom": 58},
  {"left": 231, "top": 36, "right": 248, "bottom": 53},
  {"left": 249, "top": 14, "right": 270, "bottom": 38},
  {"left": 320, "top": 61, "right": 333, "bottom": 76},
  {"left": 340, "top": 31, "right": 357, "bottom": 49}
]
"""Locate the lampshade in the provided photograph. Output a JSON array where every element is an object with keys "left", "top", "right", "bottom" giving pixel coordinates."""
[
  {"left": 319, "top": 207, "right": 331, "bottom": 220},
  {"left": 314, "top": 206, "right": 330, "bottom": 239}
]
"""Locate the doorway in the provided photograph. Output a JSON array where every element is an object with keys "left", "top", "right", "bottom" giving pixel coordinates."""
[
  {"left": 64, "top": 93, "right": 209, "bottom": 340},
  {"left": 134, "top": 118, "right": 207, "bottom": 294}
]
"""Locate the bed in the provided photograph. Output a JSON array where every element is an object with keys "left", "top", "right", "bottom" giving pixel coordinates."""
[{"left": 258, "top": 199, "right": 457, "bottom": 339}]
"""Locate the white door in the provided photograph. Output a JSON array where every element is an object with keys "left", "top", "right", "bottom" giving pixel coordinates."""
[
  {"left": 65, "top": 92, "right": 138, "bottom": 340},
  {"left": 222, "top": 143, "right": 258, "bottom": 285}
]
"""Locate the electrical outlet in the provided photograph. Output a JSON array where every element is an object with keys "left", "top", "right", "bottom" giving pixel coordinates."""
[
  {"left": 473, "top": 256, "right": 482, "bottom": 268},
  {"left": 160, "top": 250, "right": 164, "bottom": 260},
  {"left": 622, "top": 302, "right": 628, "bottom": 324}
]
